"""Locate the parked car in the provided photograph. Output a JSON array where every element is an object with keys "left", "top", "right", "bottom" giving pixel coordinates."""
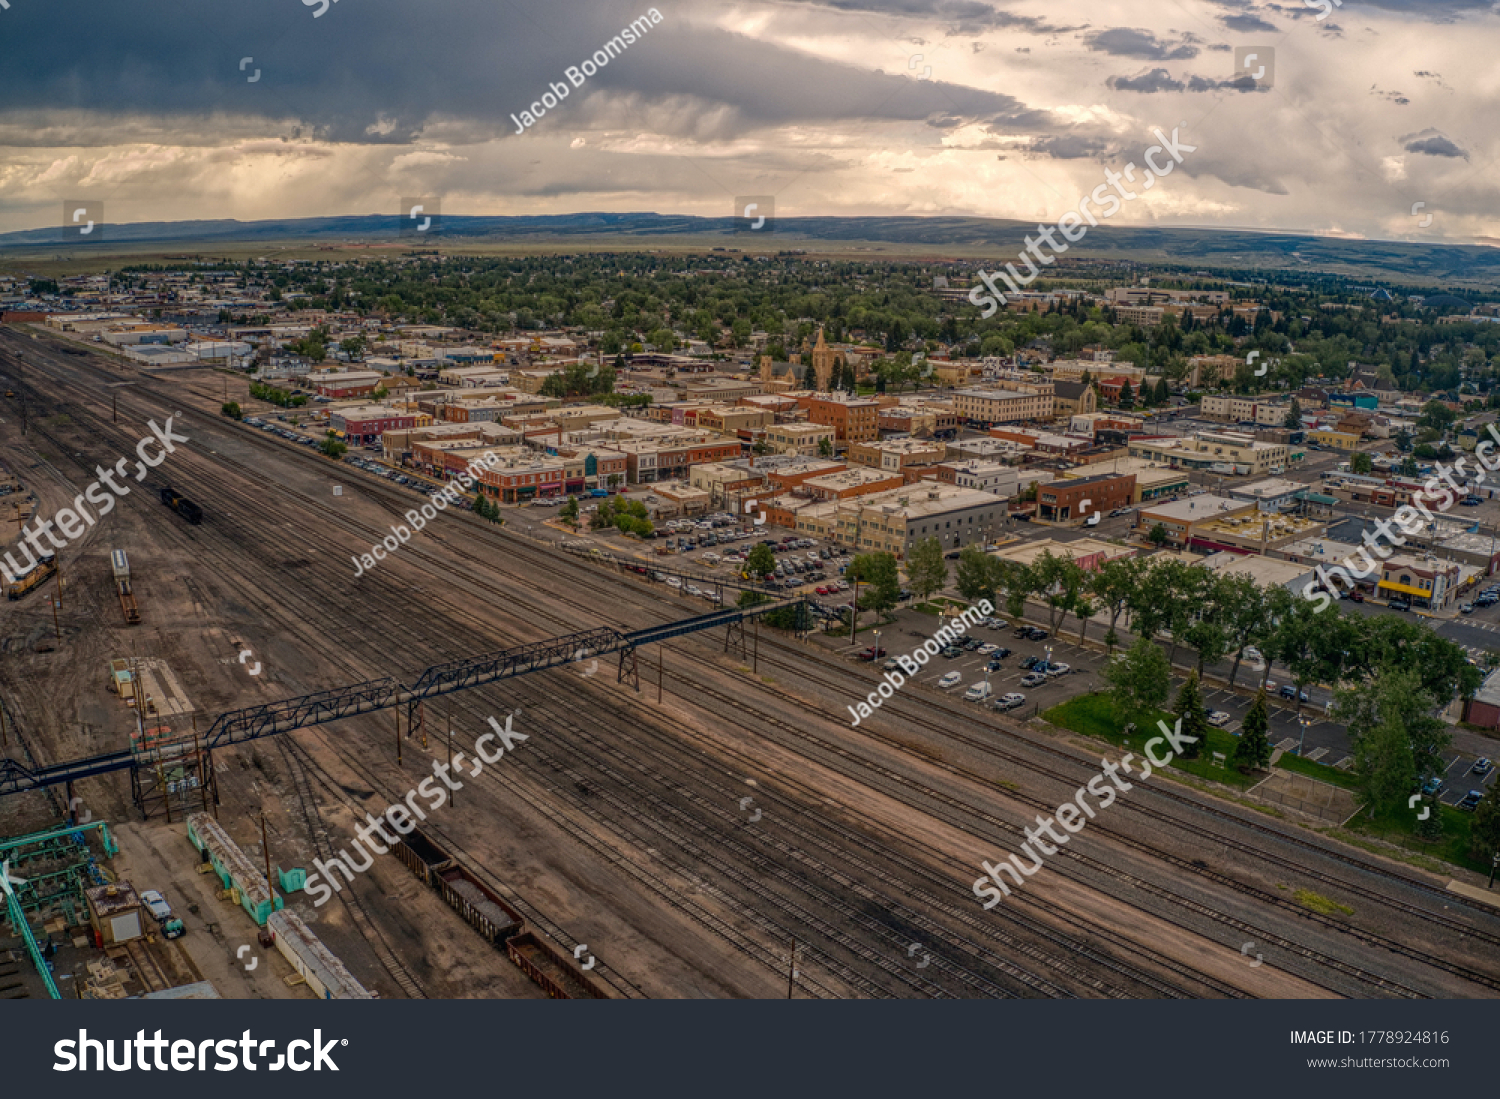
[
  {"left": 1243, "top": 646, "right": 1263, "bottom": 663},
  {"left": 993, "top": 693, "right": 1026, "bottom": 712},
  {"left": 977, "top": 643, "right": 999, "bottom": 656},
  {"left": 1021, "top": 672, "right": 1047, "bottom": 688},
  {"left": 964, "top": 682, "right": 994, "bottom": 702},
  {"left": 1278, "top": 684, "right": 1309, "bottom": 702},
  {"left": 1025, "top": 627, "right": 1048, "bottom": 641},
  {"left": 1020, "top": 655, "right": 1043, "bottom": 670},
  {"left": 1462, "top": 603, "right": 1476, "bottom": 614},
  {"left": 1421, "top": 776, "right": 1444, "bottom": 797},
  {"left": 141, "top": 890, "right": 172, "bottom": 923},
  {"left": 1348, "top": 589, "right": 1365, "bottom": 602},
  {"left": 1206, "top": 711, "right": 1232, "bottom": 727},
  {"left": 1472, "top": 758, "right": 1493, "bottom": 776},
  {"left": 1389, "top": 599, "right": 1411, "bottom": 612},
  {"left": 883, "top": 657, "right": 903, "bottom": 672},
  {"left": 940, "top": 645, "right": 963, "bottom": 658},
  {"left": 986, "top": 659, "right": 1004, "bottom": 672},
  {"left": 857, "top": 647, "right": 887, "bottom": 661},
  {"left": 1457, "top": 790, "right": 1485, "bottom": 812},
  {"left": 938, "top": 671, "right": 963, "bottom": 689},
  {"left": 1043, "top": 663, "right": 1071, "bottom": 679}
]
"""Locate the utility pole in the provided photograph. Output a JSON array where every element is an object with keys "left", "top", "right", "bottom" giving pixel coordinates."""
[
  {"left": 261, "top": 810, "right": 274, "bottom": 902},
  {"left": 447, "top": 710, "right": 455, "bottom": 809},
  {"left": 849, "top": 579, "right": 861, "bottom": 644}
]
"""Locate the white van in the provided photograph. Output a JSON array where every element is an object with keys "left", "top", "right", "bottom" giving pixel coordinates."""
[{"left": 964, "top": 682, "right": 994, "bottom": 702}]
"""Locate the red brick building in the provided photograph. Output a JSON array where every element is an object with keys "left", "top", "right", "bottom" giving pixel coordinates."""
[{"left": 1037, "top": 472, "right": 1136, "bottom": 526}]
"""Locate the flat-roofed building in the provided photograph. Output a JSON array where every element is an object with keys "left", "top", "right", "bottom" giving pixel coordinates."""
[
  {"left": 803, "top": 394, "right": 880, "bottom": 444},
  {"left": 310, "top": 369, "right": 384, "bottom": 398},
  {"left": 845, "top": 437, "right": 947, "bottom": 478},
  {"left": 800, "top": 467, "right": 906, "bottom": 501},
  {"left": 1037, "top": 472, "right": 1136, "bottom": 526},
  {"left": 991, "top": 537, "right": 1137, "bottom": 573},
  {"left": 832, "top": 484, "right": 1005, "bottom": 557},
  {"left": 1227, "top": 478, "right": 1308, "bottom": 512},
  {"left": 951, "top": 387, "right": 1054, "bottom": 425},
  {"left": 615, "top": 435, "right": 742, "bottom": 484},
  {"left": 1308, "top": 428, "right": 1362, "bottom": 451},
  {"left": 330, "top": 404, "right": 416, "bottom": 445},
  {"left": 930, "top": 461, "right": 1018, "bottom": 498},
  {"left": 1376, "top": 553, "right": 1463, "bottom": 610},
  {"left": 1191, "top": 510, "right": 1327, "bottom": 555},
  {"left": 1134, "top": 494, "right": 1255, "bottom": 548},
  {"left": 762, "top": 422, "right": 835, "bottom": 456},
  {"left": 1128, "top": 430, "right": 1289, "bottom": 475},
  {"left": 1197, "top": 551, "right": 1318, "bottom": 595},
  {"left": 945, "top": 436, "right": 1027, "bottom": 464},
  {"left": 1057, "top": 457, "right": 1186, "bottom": 503}
]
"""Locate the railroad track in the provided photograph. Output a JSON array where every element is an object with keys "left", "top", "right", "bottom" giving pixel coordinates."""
[
  {"left": 276, "top": 739, "right": 427, "bottom": 999},
  {"left": 6, "top": 333, "right": 1497, "bottom": 998}
]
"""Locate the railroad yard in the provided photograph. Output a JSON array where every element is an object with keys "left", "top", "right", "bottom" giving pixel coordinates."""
[{"left": 2, "top": 327, "right": 1499, "bottom": 1000}]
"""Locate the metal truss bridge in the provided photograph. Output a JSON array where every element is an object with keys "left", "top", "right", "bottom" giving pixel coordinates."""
[{"left": 0, "top": 597, "right": 807, "bottom": 802}]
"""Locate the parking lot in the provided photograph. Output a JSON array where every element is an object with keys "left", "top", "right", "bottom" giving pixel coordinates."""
[{"left": 832, "top": 606, "right": 1498, "bottom": 805}]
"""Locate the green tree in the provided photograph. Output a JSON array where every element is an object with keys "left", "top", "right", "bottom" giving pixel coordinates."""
[
  {"left": 1118, "top": 380, "right": 1135, "bottom": 410},
  {"left": 1147, "top": 522, "right": 1169, "bottom": 546},
  {"left": 1351, "top": 451, "right": 1374, "bottom": 475},
  {"left": 559, "top": 495, "right": 580, "bottom": 525},
  {"left": 746, "top": 542, "right": 777, "bottom": 578},
  {"left": 955, "top": 544, "right": 1001, "bottom": 610},
  {"left": 1232, "top": 689, "right": 1273, "bottom": 772},
  {"left": 1332, "top": 670, "right": 1444, "bottom": 817},
  {"left": 1104, "top": 637, "right": 1172, "bottom": 724},
  {"left": 905, "top": 537, "right": 948, "bottom": 605},
  {"left": 318, "top": 432, "right": 346, "bottom": 459},
  {"left": 220, "top": 401, "right": 242, "bottom": 420},
  {"left": 1170, "top": 669, "right": 1207, "bottom": 760},
  {"left": 1088, "top": 555, "right": 1141, "bottom": 653},
  {"left": 1470, "top": 788, "right": 1500, "bottom": 860},
  {"left": 848, "top": 552, "right": 901, "bottom": 614},
  {"left": 339, "top": 335, "right": 367, "bottom": 359},
  {"left": 1032, "top": 551, "right": 1086, "bottom": 639},
  {"left": 1284, "top": 398, "right": 1303, "bottom": 429},
  {"left": 817, "top": 436, "right": 834, "bottom": 458}
]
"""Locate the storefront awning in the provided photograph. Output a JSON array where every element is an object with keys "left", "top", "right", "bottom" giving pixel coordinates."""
[{"left": 1377, "top": 579, "right": 1432, "bottom": 597}]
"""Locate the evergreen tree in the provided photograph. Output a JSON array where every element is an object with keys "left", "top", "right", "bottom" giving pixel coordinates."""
[
  {"left": 1170, "top": 670, "right": 1207, "bottom": 760},
  {"left": 1118, "top": 380, "right": 1135, "bottom": 410},
  {"left": 1470, "top": 787, "right": 1500, "bottom": 859},
  {"left": 1232, "top": 689, "right": 1273, "bottom": 772}
]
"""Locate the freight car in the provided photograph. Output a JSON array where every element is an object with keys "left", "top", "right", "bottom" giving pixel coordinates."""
[
  {"left": 158, "top": 486, "right": 202, "bottom": 525},
  {"left": 111, "top": 549, "right": 140, "bottom": 625},
  {"left": 390, "top": 825, "right": 613, "bottom": 998}
]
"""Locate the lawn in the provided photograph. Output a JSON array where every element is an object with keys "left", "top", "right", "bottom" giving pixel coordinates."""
[
  {"left": 1044, "top": 695, "right": 1497, "bottom": 874},
  {"left": 1043, "top": 693, "right": 1270, "bottom": 790}
]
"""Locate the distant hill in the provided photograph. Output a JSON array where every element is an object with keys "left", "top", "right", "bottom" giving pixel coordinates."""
[{"left": 4, "top": 211, "right": 1498, "bottom": 285}]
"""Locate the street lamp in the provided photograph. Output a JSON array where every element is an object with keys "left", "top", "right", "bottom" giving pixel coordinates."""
[
  {"left": 1297, "top": 713, "right": 1310, "bottom": 757},
  {"left": 873, "top": 629, "right": 881, "bottom": 661}
]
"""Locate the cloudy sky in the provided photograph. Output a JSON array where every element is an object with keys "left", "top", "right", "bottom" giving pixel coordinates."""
[{"left": 0, "top": 0, "right": 1495, "bottom": 243}]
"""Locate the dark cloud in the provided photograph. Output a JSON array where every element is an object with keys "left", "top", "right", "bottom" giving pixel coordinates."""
[
  {"left": 1402, "top": 130, "right": 1470, "bottom": 159},
  {"left": 776, "top": 0, "right": 1081, "bottom": 35},
  {"left": 1221, "top": 12, "right": 1281, "bottom": 31},
  {"left": 0, "top": 0, "right": 1058, "bottom": 147},
  {"left": 1107, "top": 69, "right": 1187, "bottom": 92},
  {"left": 1027, "top": 134, "right": 1117, "bottom": 159},
  {"left": 1082, "top": 28, "right": 1200, "bottom": 59}
]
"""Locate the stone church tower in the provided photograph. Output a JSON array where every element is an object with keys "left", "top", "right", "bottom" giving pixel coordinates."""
[{"left": 812, "top": 329, "right": 835, "bottom": 392}]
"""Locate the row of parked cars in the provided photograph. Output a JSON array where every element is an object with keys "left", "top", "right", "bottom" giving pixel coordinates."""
[
  {"left": 344, "top": 455, "right": 444, "bottom": 497},
  {"left": 1461, "top": 584, "right": 1500, "bottom": 614},
  {"left": 245, "top": 417, "right": 320, "bottom": 449},
  {"left": 1423, "top": 758, "right": 1492, "bottom": 811}
]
